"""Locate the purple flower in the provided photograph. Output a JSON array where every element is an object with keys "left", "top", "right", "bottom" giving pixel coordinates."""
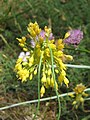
[
  {"left": 39, "top": 30, "right": 45, "bottom": 39},
  {"left": 39, "top": 30, "right": 54, "bottom": 40},
  {"left": 30, "top": 30, "right": 54, "bottom": 48},
  {"left": 49, "top": 33, "right": 54, "bottom": 40},
  {"left": 64, "top": 30, "right": 83, "bottom": 45}
]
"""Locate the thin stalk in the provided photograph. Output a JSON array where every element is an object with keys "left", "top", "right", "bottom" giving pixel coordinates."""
[
  {"left": 0, "top": 34, "right": 11, "bottom": 48},
  {"left": 65, "top": 64, "right": 90, "bottom": 69},
  {"left": 49, "top": 46, "right": 61, "bottom": 120},
  {"left": 37, "top": 51, "right": 43, "bottom": 109},
  {"left": 33, "top": 51, "right": 43, "bottom": 119},
  {"left": 64, "top": 47, "right": 90, "bottom": 54},
  {"left": 0, "top": 34, "right": 17, "bottom": 56},
  {"left": 0, "top": 88, "right": 90, "bottom": 111}
]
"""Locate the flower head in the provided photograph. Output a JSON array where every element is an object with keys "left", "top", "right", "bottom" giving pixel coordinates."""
[
  {"left": 15, "top": 22, "right": 74, "bottom": 97},
  {"left": 64, "top": 29, "right": 83, "bottom": 46},
  {"left": 70, "top": 83, "right": 88, "bottom": 109}
]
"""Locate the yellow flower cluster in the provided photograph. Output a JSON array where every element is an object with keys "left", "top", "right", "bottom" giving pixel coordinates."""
[
  {"left": 70, "top": 83, "right": 88, "bottom": 109},
  {"left": 27, "top": 22, "right": 41, "bottom": 38},
  {"left": 15, "top": 22, "right": 73, "bottom": 97}
]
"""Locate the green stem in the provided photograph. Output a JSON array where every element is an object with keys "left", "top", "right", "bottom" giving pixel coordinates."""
[
  {"left": 0, "top": 89, "right": 90, "bottom": 111},
  {"left": 0, "top": 34, "right": 11, "bottom": 48},
  {"left": 0, "top": 34, "right": 17, "bottom": 56},
  {"left": 33, "top": 51, "right": 43, "bottom": 119},
  {"left": 37, "top": 51, "right": 43, "bottom": 109},
  {"left": 64, "top": 47, "right": 90, "bottom": 54},
  {"left": 49, "top": 46, "right": 61, "bottom": 120}
]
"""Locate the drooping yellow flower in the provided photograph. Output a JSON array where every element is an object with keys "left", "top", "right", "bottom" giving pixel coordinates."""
[
  {"left": 50, "top": 77, "right": 54, "bottom": 88},
  {"left": 63, "top": 77, "right": 69, "bottom": 87},
  {"left": 41, "top": 74, "right": 46, "bottom": 83},
  {"left": 58, "top": 70, "right": 68, "bottom": 86},
  {"left": 30, "top": 73, "right": 33, "bottom": 80},
  {"left": 28, "top": 55, "right": 34, "bottom": 67},
  {"left": 56, "top": 39, "right": 64, "bottom": 50},
  {"left": 34, "top": 68, "right": 37, "bottom": 75},
  {"left": 40, "top": 86, "right": 45, "bottom": 97},
  {"left": 19, "top": 43, "right": 24, "bottom": 47},
  {"left": 47, "top": 68, "right": 52, "bottom": 76},
  {"left": 46, "top": 76, "right": 51, "bottom": 86},
  {"left": 64, "top": 55, "right": 73, "bottom": 61},
  {"left": 55, "top": 69, "right": 59, "bottom": 74},
  {"left": 64, "top": 32, "right": 70, "bottom": 39}
]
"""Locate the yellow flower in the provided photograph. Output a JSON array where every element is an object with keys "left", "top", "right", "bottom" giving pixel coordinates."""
[
  {"left": 64, "top": 32, "right": 70, "bottom": 39},
  {"left": 46, "top": 76, "right": 51, "bottom": 85},
  {"left": 44, "top": 26, "right": 51, "bottom": 36},
  {"left": 49, "top": 43, "right": 56, "bottom": 49},
  {"left": 41, "top": 74, "right": 46, "bottom": 83},
  {"left": 74, "top": 83, "right": 86, "bottom": 94},
  {"left": 16, "top": 58, "right": 22, "bottom": 64},
  {"left": 23, "top": 48, "right": 28, "bottom": 51},
  {"left": 82, "top": 92, "right": 88, "bottom": 97},
  {"left": 59, "top": 60, "right": 66, "bottom": 70},
  {"left": 58, "top": 70, "right": 67, "bottom": 86},
  {"left": 40, "top": 86, "right": 45, "bottom": 97},
  {"left": 56, "top": 39, "right": 64, "bottom": 50},
  {"left": 58, "top": 74, "right": 63, "bottom": 83},
  {"left": 50, "top": 77, "right": 54, "bottom": 88},
  {"left": 27, "top": 22, "right": 41, "bottom": 37},
  {"left": 63, "top": 77, "right": 69, "bottom": 87},
  {"left": 64, "top": 55, "right": 73, "bottom": 61},
  {"left": 55, "top": 69, "right": 59, "bottom": 74},
  {"left": 29, "top": 55, "right": 34, "bottom": 67},
  {"left": 18, "top": 69, "right": 29, "bottom": 82},
  {"left": 55, "top": 51, "right": 63, "bottom": 57},
  {"left": 15, "top": 63, "right": 22, "bottom": 71},
  {"left": 47, "top": 68, "right": 52, "bottom": 76},
  {"left": 19, "top": 43, "right": 24, "bottom": 47},
  {"left": 34, "top": 68, "right": 37, "bottom": 75},
  {"left": 71, "top": 84, "right": 88, "bottom": 109},
  {"left": 15, "top": 21, "right": 73, "bottom": 97},
  {"left": 80, "top": 97, "right": 84, "bottom": 102},
  {"left": 30, "top": 74, "right": 33, "bottom": 80},
  {"left": 44, "top": 48, "right": 50, "bottom": 57},
  {"left": 68, "top": 93, "right": 75, "bottom": 98},
  {"left": 17, "top": 37, "right": 26, "bottom": 44},
  {"left": 72, "top": 101, "right": 77, "bottom": 105}
]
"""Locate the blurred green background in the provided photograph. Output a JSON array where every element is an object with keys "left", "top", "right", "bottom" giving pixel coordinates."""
[{"left": 0, "top": 0, "right": 90, "bottom": 119}]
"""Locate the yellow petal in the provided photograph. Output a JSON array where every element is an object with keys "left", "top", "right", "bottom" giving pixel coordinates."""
[
  {"left": 34, "top": 68, "right": 37, "bottom": 75},
  {"left": 64, "top": 32, "right": 70, "bottom": 39},
  {"left": 23, "top": 48, "right": 28, "bottom": 51},
  {"left": 30, "top": 74, "right": 33, "bottom": 80},
  {"left": 47, "top": 68, "right": 52, "bottom": 76},
  {"left": 40, "top": 86, "right": 45, "bottom": 97},
  {"left": 41, "top": 74, "right": 46, "bottom": 83},
  {"left": 64, "top": 77, "right": 69, "bottom": 87}
]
